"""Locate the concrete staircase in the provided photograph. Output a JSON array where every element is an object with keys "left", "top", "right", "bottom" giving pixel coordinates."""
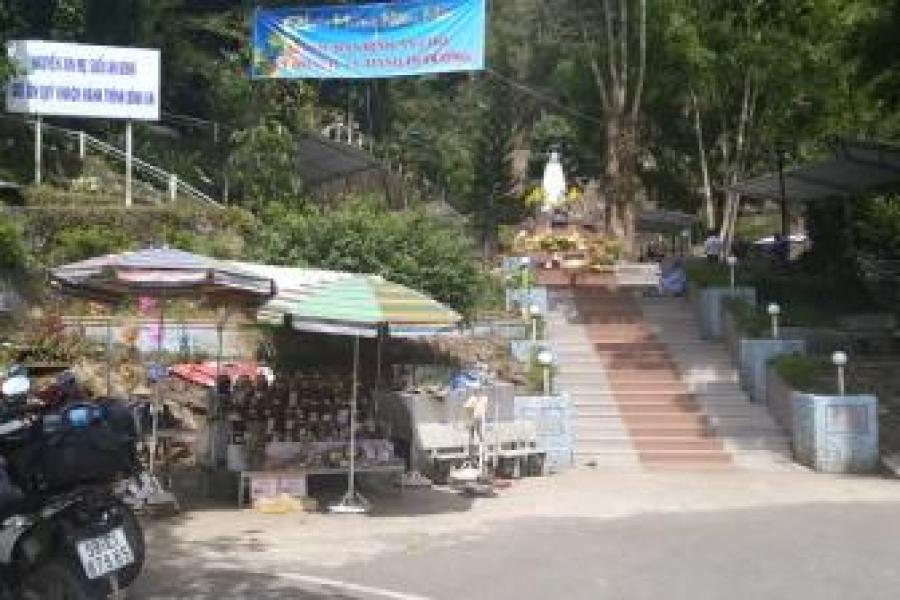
[{"left": 547, "top": 285, "right": 793, "bottom": 470}]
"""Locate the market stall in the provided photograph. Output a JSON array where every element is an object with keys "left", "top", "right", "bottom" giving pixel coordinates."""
[
  {"left": 50, "top": 248, "right": 276, "bottom": 488},
  {"left": 245, "top": 267, "right": 462, "bottom": 512}
]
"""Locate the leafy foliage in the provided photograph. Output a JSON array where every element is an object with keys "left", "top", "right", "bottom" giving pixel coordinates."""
[
  {"left": 855, "top": 195, "right": 900, "bottom": 259},
  {"left": 773, "top": 353, "right": 830, "bottom": 393},
  {"left": 0, "top": 217, "right": 27, "bottom": 272},
  {"left": 468, "top": 45, "right": 526, "bottom": 255},
  {"left": 21, "top": 202, "right": 256, "bottom": 268},
  {"left": 48, "top": 225, "right": 133, "bottom": 265},
  {"left": 254, "top": 197, "right": 481, "bottom": 318}
]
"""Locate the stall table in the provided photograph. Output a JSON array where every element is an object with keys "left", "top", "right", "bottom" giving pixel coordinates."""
[{"left": 238, "top": 463, "right": 405, "bottom": 509}]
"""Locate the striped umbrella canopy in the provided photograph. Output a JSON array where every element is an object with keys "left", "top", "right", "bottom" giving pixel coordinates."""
[
  {"left": 257, "top": 272, "right": 462, "bottom": 338},
  {"left": 51, "top": 248, "right": 276, "bottom": 300},
  {"left": 229, "top": 262, "right": 355, "bottom": 325}
]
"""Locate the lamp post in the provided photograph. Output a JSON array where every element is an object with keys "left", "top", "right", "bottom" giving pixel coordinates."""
[
  {"left": 726, "top": 255, "right": 738, "bottom": 290},
  {"left": 776, "top": 140, "right": 789, "bottom": 238},
  {"left": 529, "top": 303, "right": 542, "bottom": 342},
  {"left": 767, "top": 303, "right": 781, "bottom": 339},
  {"left": 832, "top": 351, "right": 848, "bottom": 396},
  {"left": 537, "top": 349, "right": 554, "bottom": 395}
]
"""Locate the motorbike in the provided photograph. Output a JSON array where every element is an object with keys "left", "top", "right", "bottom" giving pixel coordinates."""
[{"left": 0, "top": 370, "right": 146, "bottom": 599}]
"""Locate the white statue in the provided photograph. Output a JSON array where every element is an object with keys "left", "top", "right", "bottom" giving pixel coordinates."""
[{"left": 542, "top": 151, "right": 566, "bottom": 212}]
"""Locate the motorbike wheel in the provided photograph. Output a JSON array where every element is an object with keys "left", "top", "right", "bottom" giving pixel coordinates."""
[
  {"left": 113, "top": 500, "right": 145, "bottom": 588},
  {"left": 0, "top": 580, "right": 15, "bottom": 600},
  {"left": 21, "top": 560, "right": 102, "bottom": 600},
  {"left": 87, "top": 500, "right": 146, "bottom": 594}
]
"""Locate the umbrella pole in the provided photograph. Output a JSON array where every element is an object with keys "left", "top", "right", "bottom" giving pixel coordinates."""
[
  {"left": 330, "top": 335, "right": 369, "bottom": 513},
  {"left": 211, "top": 314, "right": 225, "bottom": 471},
  {"left": 349, "top": 335, "right": 359, "bottom": 498},
  {"left": 376, "top": 335, "right": 382, "bottom": 391},
  {"left": 106, "top": 317, "right": 112, "bottom": 397},
  {"left": 150, "top": 300, "right": 165, "bottom": 474}
]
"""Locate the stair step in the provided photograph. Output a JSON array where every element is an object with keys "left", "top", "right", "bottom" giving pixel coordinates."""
[
  {"left": 579, "top": 412, "right": 711, "bottom": 426},
  {"left": 574, "top": 392, "right": 749, "bottom": 403},
  {"left": 614, "top": 403, "right": 704, "bottom": 415},
  {"left": 608, "top": 382, "right": 690, "bottom": 392},
  {"left": 637, "top": 450, "right": 732, "bottom": 464},
  {"left": 579, "top": 424, "right": 718, "bottom": 437}
]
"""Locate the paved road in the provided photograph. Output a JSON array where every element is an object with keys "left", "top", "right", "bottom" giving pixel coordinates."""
[{"left": 132, "top": 499, "right": 900, "bottom": 600}]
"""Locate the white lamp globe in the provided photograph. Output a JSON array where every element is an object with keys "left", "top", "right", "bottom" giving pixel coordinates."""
[
  {"left": 832, "top": 351, "right": 848, "bottom": 367},
  {"left": 537, "top": 349, "right": 554, "bottom": 366},
  {"left": 767, "top": 303, "right": 781, "bottom": 317}
]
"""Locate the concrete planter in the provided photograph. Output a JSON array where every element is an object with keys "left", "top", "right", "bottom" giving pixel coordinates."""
[
  {"left": 514, "top": 394, "right": 575, "bottom": 472},
  {"left": 692, "top": 286, "right": 757, "bottom": 340},
  {"left": 792, "top": 392, "right": 879, "bottom": 474},
  {"left": 765, "top": 365, "right": 795, "bottom": 433},
  {"left": 738, "top": 338, "right": 806, "bottom": 403}
]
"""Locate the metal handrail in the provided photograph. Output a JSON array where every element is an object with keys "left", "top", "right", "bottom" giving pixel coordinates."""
[{"left": 27, "top": 120, "right": 222, "bottom": 208}]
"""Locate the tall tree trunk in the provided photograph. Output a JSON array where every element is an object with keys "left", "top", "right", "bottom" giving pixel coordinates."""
[
  {"left": 604, "top": 115, "right": 620, "bottom": 233},
  {"left": 582, "top": 0, "right": 646, "bottom": 254},
  {"left": 690, "top": 88, "right": 715, "bottom": 230},
  {"left": 718, "top": 74, "right": 754, "bottom": 256}
]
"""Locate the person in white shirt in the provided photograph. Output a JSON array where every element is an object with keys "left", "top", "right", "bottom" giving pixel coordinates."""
[{"left": 704, "top": 233, "right": 722, "bottom": 262}]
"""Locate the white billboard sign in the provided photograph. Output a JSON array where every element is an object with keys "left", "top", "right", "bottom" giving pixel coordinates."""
[{"left": 5, "top": 40, "right": 160, "bottom": 121}]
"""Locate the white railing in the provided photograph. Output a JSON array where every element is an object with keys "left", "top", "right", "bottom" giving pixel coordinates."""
[{"left": 30, "top": 120, "right": 222, "bottom": 209}]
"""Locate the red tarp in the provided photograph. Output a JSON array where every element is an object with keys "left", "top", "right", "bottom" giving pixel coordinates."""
[{"left": 170, "top": 361, "right": 260, "bottom": 388}]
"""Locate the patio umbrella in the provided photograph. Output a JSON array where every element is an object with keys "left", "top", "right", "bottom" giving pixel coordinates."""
[
  {"left": 259, "top": 274, "right": 462, "bottom": 512},
  {"left": 51, "top": 247, "right": 276, "bottom": 472}
]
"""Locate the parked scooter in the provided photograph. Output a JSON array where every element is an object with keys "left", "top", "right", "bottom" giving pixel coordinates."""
[{"left": 0, "top": 370, "right": 146, "bottom": 599}]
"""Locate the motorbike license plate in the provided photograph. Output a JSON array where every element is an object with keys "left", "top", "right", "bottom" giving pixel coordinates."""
[{"left": 76, "top": 527, "right": 134, "bottom": 580}]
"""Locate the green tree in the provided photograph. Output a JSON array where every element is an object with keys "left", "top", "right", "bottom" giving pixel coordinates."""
[
  {"left": 254, "top": 197, "right": 481, "bottom": 317},
  {"left": 657, "top": 0, "right": 865, "bottom": 246},
  {"left": 228, "top": 121, "right": 300, "bottom": 210},
  {"left": 469, "top": 45, "right": 523, "bottom": 258},
  {"left": 0, "top": 218, "right": 27, "bottom": 272},
  {"left": 551, "top": 0, "right": 649, "bottom": 250}
]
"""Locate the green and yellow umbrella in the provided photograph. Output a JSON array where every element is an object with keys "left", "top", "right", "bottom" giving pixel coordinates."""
[
  {"left": 251, "top": 271, "right": 461, "bottom": 512},
  {"left": 260, "top": 273, "right": 461, "bottom": 338}
]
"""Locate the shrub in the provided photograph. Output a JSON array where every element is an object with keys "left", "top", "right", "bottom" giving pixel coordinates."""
[
  {"left": 723, "top": 297, "right": 767, "bottom": 337},
  {"left": 254, "top": 197, "right": 482, "bottom": 318},
  {"left": 773, "top": 353, "right": 831, "bottom": 393},
  {"left": 49, "top": 225, "right": 134, "bottom": 265},
  {"left": 0, "top": 217, "right": 26, "bottom": 272},
  {"left": 685, "top": 260, "right": 732, "bottom": 288}
]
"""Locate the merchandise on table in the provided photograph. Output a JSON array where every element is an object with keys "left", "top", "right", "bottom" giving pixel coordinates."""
[{"left": 218, "top": 372, "right": 400, "bottom": 471}]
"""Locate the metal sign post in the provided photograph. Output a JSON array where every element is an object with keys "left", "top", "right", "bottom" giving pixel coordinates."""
[
  {"left": 125, "top": 120, "right": 133, "bottom": 207},
  {"left": 34, "top": 115, "right": 42, "bottom": 185}
]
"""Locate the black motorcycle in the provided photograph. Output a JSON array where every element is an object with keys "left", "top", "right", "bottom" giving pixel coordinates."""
[{"left": 0, "top": 371, "right": 146, "bottom": 599}]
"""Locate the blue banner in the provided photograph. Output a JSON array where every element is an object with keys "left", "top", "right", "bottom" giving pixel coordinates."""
[{"left": 251, "top": 0, "right": 486, "bottom": 79}]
